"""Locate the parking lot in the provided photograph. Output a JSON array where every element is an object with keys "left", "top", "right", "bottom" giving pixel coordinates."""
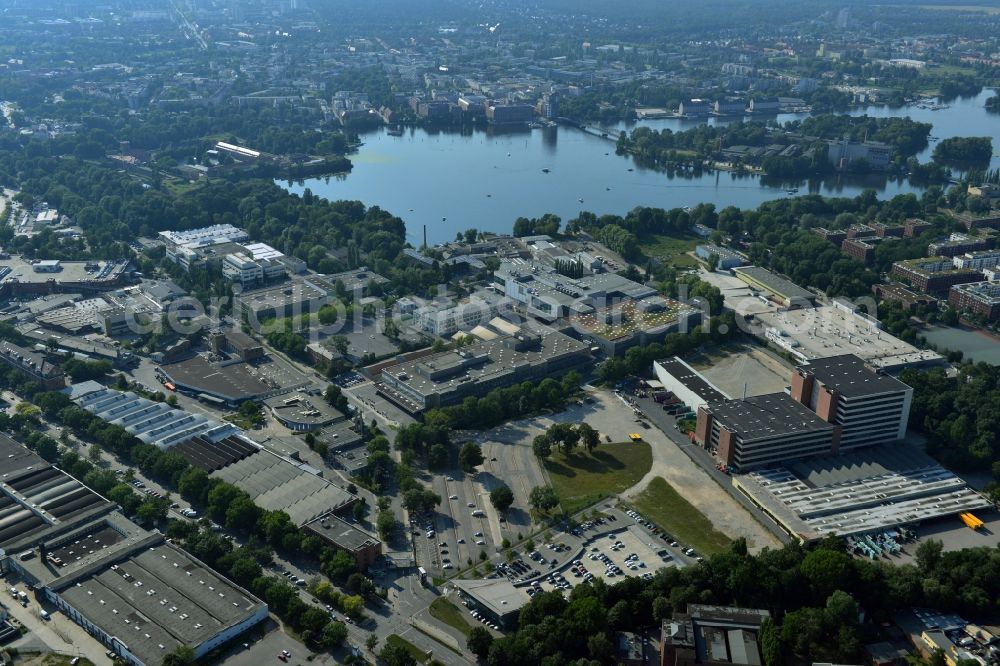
[{"left": 414, "top": 424, "right": 551, "bottom": 576}]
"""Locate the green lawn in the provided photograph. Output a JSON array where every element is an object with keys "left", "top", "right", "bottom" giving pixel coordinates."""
[
  {"left": 544, "top": 442, "right": 652, "bottom": 515},
  {"left": 629, "top": 477, "right": 731, "bottom": 556},
  {"left": 429, "top": 597, "right": 473, "bottom": 637},
  {"left": 638, "top": 233, "right": 700, "bottom": 268},
  {"left": 385, "top": 633, "right": 431, "bottom": 664}
]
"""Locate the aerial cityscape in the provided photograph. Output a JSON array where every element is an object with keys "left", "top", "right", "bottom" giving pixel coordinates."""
[{"left": 0, "top": 0, "right": 1000, "bottom": 665}]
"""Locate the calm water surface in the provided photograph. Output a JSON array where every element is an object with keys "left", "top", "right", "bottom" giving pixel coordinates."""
[{"left": 285, "top": 89, "right": 999, "bottom": 245}]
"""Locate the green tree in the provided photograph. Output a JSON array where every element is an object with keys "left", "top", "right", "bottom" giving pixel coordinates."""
[
  {"left": 578, "top": 423, "right": 600, "bottom": 453},
  {"left": 467, "top": 626, "right": 494, "bottom": 658},
  {"left": 376, "top": 511, "right": 398, "bottom": 539},
  {"left": 528, "top": 485, "right": 559, "bottom": 512},
  {"left": 532, "top": 434, "right": 552, "bottom": 458},
  {"left": 490, "top": 485, "right": 515, "bottom": 513},
  {"left": 380, "top": 641, "right": 417, "bottom": 666},
  {"left": 458, "top": 442, "right": 484, "bottom": 473},
  {"left": 366, "top": 633, "right": 379, "bottom": 652},
  {"left": 321, "top": 621, "right": 348, "bottom": 648}
]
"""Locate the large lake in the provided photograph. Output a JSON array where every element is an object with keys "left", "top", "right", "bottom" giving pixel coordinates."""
[{"left": 285, "top": 89, "right": 999, "bottom": 245}]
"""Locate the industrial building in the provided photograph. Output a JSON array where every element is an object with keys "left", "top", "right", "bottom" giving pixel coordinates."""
[
  {"left": 732, "top": 266, "right": 814, "bottom": 307},
  {"left": 205, "top": 444, "right": 356, "bottom": 525},
  {"left": 160, "top": 224, "right": 250, "bottom": 271},
  {"left": 690, "top": 353, "right": 912, "bottom": 471},
  {"left": 0, "top": 436, "right": 267, "bottom": 666},
  {"left": 713, "top": 98, "right": 747, "bottom": 115},
  {"left": 660, "top": 605, "right": 771, "bottom": 666},
  {"left": 452, "top": 578, "right": 531, "bottom": 629},
  {"left": 695, "top": 392, "right": 838, "bottom": 472},
  {"left": 573, "top": 296, "right": 699, "bottom": 356},
  {"left": 678, "top": 99, "right": 712, "bottom": 117},
  {"left": 948, "top": 281, "right": 1000, "bottom": 320},
  {"left": 694, "top": 244, "right": 745, "bottom": 270},
  {"left": 69, "top": 381, "right": 239, "bottom": 449},
  {"left": 158, "top": 355, "right": 274, "bottom": 406},
  {"left": 209, "top": 329, "right": 265, "bottom": 362},
  {"left": 221, "top": 251, "right": 286, "bottom": 287},
  {"left": 0, "top": 256, "right": 132, "bottom": 298},
  {"left": 326, "top": 267, "right": 389, "bottom": 296},
  {"left": 891, "top": 258, "right": 983, "bottom": 294},
  {"left": 652, "top": 357, "right": 728, "bottom": 411},
  {"left": 0, "top": 340, "right": 65, "bottom": 390},
  {"left": 748, "top": 97, "right": 780, "bottom": 113},
  {"left": 790, "top": 354, "right": 911, "bottom": 451},
  {"left": 494, "top": 259, "right": 658, "bottom": 322},
  {"left": 303, "top": 514, "right": 382, "bottom": 569},
  {"left": 234, "top": 275, "right": 336, "bottom": 322},
  {"left": 378, "top": 327, "right": 591, "bottom": 413},
  {"left": 413, "top": 292, "right": 505, "bottom": 338},
  {"left": 485, "top": 103, "right": 535, "bottom": 125},
  {"left": 753, "top": 303, "right": 945, "bottom": 371},
  {"left": 264, "top": 392, "right": 347, "bottom": 431},
  {"left": 732, "top": 445, "right": 991, "bottom": 543}
]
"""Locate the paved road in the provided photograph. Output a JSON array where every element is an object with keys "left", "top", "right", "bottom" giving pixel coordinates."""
[
  {"left": 3, "top": 582, "right": 109, "bottom": 665},
  {"left": 619, "top": 388, "right": 787, "bottom": 551}
]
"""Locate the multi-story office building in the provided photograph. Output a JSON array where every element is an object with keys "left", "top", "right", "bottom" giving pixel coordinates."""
[
  {"left": 378, "top": 328, "right": 590, "bottom": 413},
  {"left": 160, "top": 224, "right": 249, "bottom": 271},
  {"left": 693, "top": 354, "right": 912, "bottom": 470},
  {"left": 827, "top": 139, "right": 892, "bottom": 171},
  {"left": 695, "top": 393, "right": 837, "bottom": 472},
  {"left": 790, "top": 354, "right": 911, "bottom": 451}
]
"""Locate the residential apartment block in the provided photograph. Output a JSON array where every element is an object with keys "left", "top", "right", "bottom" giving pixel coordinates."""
[{"left": 949, "top": 281, "right": 1000, "bottom": 320}]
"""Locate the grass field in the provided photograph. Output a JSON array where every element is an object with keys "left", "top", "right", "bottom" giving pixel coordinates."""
[
  {"left": 385, "top": 634, "right": 430, "bottom": 664},
  {"left": 638, "top": 233, "right": 700, "bottom": 268},
  {"left": 630, "top": 477, "right": 731, "bottom": 556},
  {"left": 544, "top": 442, "right": 652, "bottom": 515},
  {"left": 429, "top": 598, "right": 473, "bottom": 637}
]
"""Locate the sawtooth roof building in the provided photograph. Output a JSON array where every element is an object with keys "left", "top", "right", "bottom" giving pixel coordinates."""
[{"left": 0, "top": 435, "right": 267, "bottom": 666}]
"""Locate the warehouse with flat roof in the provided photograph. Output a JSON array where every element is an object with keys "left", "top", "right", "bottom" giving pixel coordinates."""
[
  {"left": 0, "top": 437, "right": 267, "bottom": 666},
  {"left": 378, "top": 327, "right": 591, "bottom": 412},
  {"left": 653, "top": 357, "right": 729, "bottom": 410},
  {"left": 754, "top": 304, "right": 945, "bottom": 371},
  {"left": 733, "top": 266, "right": 814, "bottom": 307},
  {"left": 49, "top": 531, "right": 267, "bottom": 666}
]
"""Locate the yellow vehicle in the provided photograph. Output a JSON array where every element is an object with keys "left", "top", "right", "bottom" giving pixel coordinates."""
[
  {"left": 960, "top": 512, "right": 984, "bottom": 530},
  {"left": 628, "top": 433, "right": 643, "bottom": 441}
]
